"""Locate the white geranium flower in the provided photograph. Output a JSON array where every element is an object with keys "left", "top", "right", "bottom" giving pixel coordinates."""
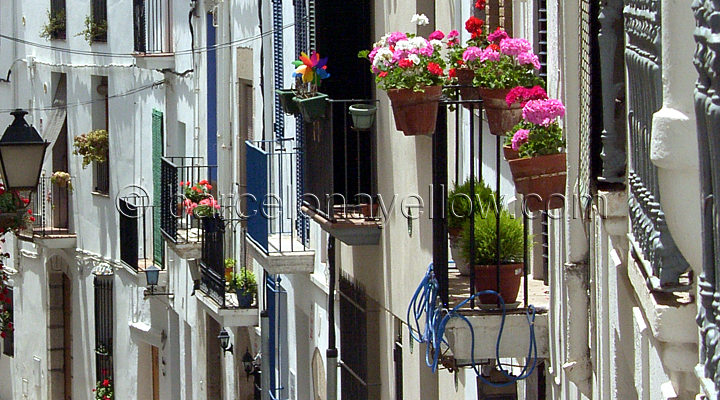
[
  {"left": 411, "top": 13, "right": 430, "bottom": 26},
  {"left": 395, "top": 40, "right": 413, "bottom": 52},
  {"left": 373, "top": 48, "right": 394, "bottom": 67},
  {"left": 409, "top": 36, "right": 428, "bottom": 49},
  {"left": 408, "top": 54, "right": 421, "bottom": 65}
]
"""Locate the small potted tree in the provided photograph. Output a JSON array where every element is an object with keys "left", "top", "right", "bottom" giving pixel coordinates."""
[
  {"left": 507, "top": 97, "right": 567, "bottom": 211},
  {"left": 448, "top": 179, "right": 494, "bottom": 275},
  {"left": 359, "top": 14, "right": 447, "bottom": 136},
  {"left": 229, "top": 268, "right": 257, "bottom": 308},
  {"left": 460, "top": 209, "right": 525, "bottom": 304},
  {"left": 291, "top": 52, "right": 330, "bottom": 122}
]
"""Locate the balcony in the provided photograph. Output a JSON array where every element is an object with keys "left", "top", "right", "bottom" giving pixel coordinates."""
[
  {"left": 300, "top": 99, "right": 383, "bottom": 246},
  {"left": 245, "top": 139, "right": 315, "bottom": 274},
  {"left": 133, "top": 0, "right": 174, "bottom": 70},
  {"left": 196, "top": 214, "right": 258, "bottom": 327},
  {"left": 19, "top": 176, "right": 76, "bottom": 248},
  {"left": 117, "top": 191, "right": 166, "bottom": 287},
  {"left": 160, "top": 157, "right": 216, "bottom": 259}
]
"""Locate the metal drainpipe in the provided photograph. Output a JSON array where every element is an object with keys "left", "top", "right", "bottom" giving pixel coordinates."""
[
  {"left": 261, "top": 310, "right": 270, "bottom": 400},
  {"left": 327, "top": 235, "right": 338, "bottom": 400}
]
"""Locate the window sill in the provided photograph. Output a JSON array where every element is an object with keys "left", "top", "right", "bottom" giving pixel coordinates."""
[{"left": 91, "top": 191, "right": 110, "bottom": 198}]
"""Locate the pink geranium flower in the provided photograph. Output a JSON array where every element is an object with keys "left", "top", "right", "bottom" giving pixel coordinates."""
[
  {"left": 517, "top": 51, "right": 541, "bottom": 70},
  {"left": 522, "top": 99, "right": 566, "bottom": 126},
  {"left": 499, "top": 38, "right": 532, "bottom": 56},
  {"left": 428, "top": 30, "right": 445, "bottom": 40},
  {"left": 511, "top": 129, "right": 530, "bottom": 151}
]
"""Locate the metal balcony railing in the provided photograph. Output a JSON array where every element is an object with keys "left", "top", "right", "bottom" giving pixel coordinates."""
[
  {"left": 29, "top": 176, "right": 72, "bottom": 237},
  {"left": 117, "top": 187, "right": 155, "bottom": 272},
  {"left": 133, "top": 0, "right": 172, "bottom": 54},
  {"left": 245, "top": 138, "right": 309, "bottom": 254},
  {"left": 302, "top": 99, "right": 379, "bottom": 222},
  {"left": 160, "top": 156, "right": 216, "bottom": 244}
]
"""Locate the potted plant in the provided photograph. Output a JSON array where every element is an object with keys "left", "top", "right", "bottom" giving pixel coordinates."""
[
  {"left": 40, "top": 10, "right": 66, "bottom": 40},
  {"left": 78, "top": 15, "right": 107, "bottom": 44},
  {"left": 277, "top": 88, "right": 301, "bottom": 115},
  {"left": 461, "top": 28, "right": 545, "bottom": 135},
  {"left": 229, "top": 268, "right": 257, "bottom": 308},
  {"left": 460, "top": 209, "right": 526, "bottom": 304},
  {"left": 73, "top": 129, "right": 108, "bottom": 168},
  {"left": 507, "top": 97, "right": 567, "bottom": 211},
  {"left": 291, "top": 52, "right": 330, "bottom": 122},
  {"left": 445, "top": 10, "right": 489, "bottom": 104},
  {"left": 503, "top": 85, "right": 549, "bottom": 159},
  {"left": 348, "top": 103, "right": 377, "bottom": 130},
  {"left": 359, "top": 14, "right": 447, "bottom": 136},
  {"left": 0, "top": 184, "right": 33, "bottom": 234},
  {"left": 224, "top": 258, "right": 236, "bottom": 283},
  {"left": 50, "top": 171, "right": 73, "bottom": 193},
  {"left": 448, "top": 179, "right": 494, "bottom": 275},
  {"left": 92, "top": 377, "right": 113, "bottom": 399},
  {"left": 181, "top": 180, "right": 220, "bottom": 218}
]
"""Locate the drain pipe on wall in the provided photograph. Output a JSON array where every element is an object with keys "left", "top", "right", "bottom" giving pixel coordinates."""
[
  {"left": 562, "top": 261, "right": 592, "bottom": 396},
  {"left": 327, "top": 235, "right": 338, "bottom": 400},
  {"left": 261, "top": 310, "right": 270, "bottom": 400}
]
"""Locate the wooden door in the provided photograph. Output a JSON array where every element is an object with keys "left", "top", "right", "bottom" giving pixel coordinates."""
[
  {"left": 151, "top": 346, "right": 160, "bottom": 400},
  {"left": 62, "top": 274, "right": 72, "bottom": 400}
]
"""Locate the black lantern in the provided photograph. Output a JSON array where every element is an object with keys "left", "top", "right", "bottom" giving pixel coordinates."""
[
  {"left": 0, "top": 110, "right": 48, "bottom": 190},
  {"left": 218, "top": 328, "right": 233, "bottom": 354}
]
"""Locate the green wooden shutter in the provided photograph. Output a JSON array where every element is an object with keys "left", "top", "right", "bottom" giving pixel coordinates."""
[{"left": 152, "top": 110, "right": 164, "bottom": 266}]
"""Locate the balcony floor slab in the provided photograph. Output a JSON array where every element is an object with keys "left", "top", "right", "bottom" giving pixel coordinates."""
[{"left": 246, "top": 234, "right": 315, "bottom": 275}]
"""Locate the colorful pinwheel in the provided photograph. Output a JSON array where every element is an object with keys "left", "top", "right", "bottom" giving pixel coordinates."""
[{"left": 292, "top": 52, "right": 330, "bottom": 85}]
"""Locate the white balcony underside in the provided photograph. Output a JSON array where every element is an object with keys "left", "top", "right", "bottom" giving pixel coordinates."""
[
  {"left": 246, "top": 234, "right": 315, "bottom": 275},
  {"left": 196, "top": 290, "right": 259, "bottom": 328}
]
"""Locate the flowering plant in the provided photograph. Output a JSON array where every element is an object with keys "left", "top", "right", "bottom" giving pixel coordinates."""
[
  {"left": 506, "top": 98, "right": 566, "bottom": 157},
  {"left": 73, "top": 129, "right": 109, "bottom": 168},
  {"left": 50, "top": 171, "right": 73, "bottom": 192},
  {"left": 291, "top": 52, "right": 330, "bottom": 98},
  {"left": 446, "top": 12, "right": 489, "bottom": 81},
  {"left": 505, "top": 85, "right": 548, "bottom": 107},
  {"left": 0, "top": 248, "right": 12, "bottom": 340},
  {"left": 359, "top": 14, "right": 447, "bottom": 92},
  {"left": 0, "top": 184, "right": 33, "bottom": 233},
  {"left": 181, "top": 180, "right": 220, "bottom": 217},
  {"left": 462, "top": 28, "right": 544, "bottom": 89},
  {"left": 92, "top": 377, "right": 113, "bottom": 400}
]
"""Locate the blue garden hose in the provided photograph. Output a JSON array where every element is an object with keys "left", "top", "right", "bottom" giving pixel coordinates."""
[{"left": 407, "top": 263, "right": 538, "bottom": 387}]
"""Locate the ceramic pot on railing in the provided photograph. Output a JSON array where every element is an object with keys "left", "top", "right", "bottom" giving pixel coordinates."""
[
  {"left": 478, "top": 88, "right": 523, "bottom": 136},
  {"left": 508, "top": 152, "right": 567, "bottom": 212},
  {"left": 293, "top": 93, "right": 329, "bottom": 122},
  {"left": 387, "top": 85, "right": 442, "bottom": 136},
  {"left": 473, "top": 263, "right": 524, "bottom": 304}
]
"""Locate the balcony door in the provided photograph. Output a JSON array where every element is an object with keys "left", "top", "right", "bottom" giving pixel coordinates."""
[{"left": 48, "top": 272, "right": 72, "bottom": 400}]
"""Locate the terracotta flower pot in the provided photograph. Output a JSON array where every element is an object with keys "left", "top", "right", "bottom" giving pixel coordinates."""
[
  {"left": 508, "top": 153, "right": 567, "bottom": 212},
  {"left": 387, "top": 85, "right": 442, "bottom": 136},
  {"left": 473, "top": 263, "right": 524, "bottom": 304},
  {"left": 456, "top": 69, "right": 481, "bottom": 106},
  {"left": 478, "top": 88, "right": 523, "bottom": 136},
  {"left": 503, "top": 145, "right": 519, "bottom": 160},
  {"left": 359, "top": 203, "right": 380, "bottom": 218}
]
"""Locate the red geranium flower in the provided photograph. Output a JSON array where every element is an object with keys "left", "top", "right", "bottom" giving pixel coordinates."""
[
  {"left": 427, "top": 62, "right": 443, "bottom": 76},
  {"left": 29, "top": 216, "right": 35, "bottom": 222},
  {"left": 448, "top": 68, "right": 457, "bottom": 78},
  {"left": 487, "top": 43, "right": 500, "bottom": 52},
  {"left": 378, "top": 71, "right": 388, "bottom": 78},
  {"left": 465, "top": 16, "right": 484, "bottom": 36},
  {"left": 198, "top": 179, "right": 209, "bottom": 185},
  {"left": 102, "top": 379, "right": 109, "bottom": 387},
  {"left": 0, "top": 332, "right": 5, "bottom": 338},
  {"left": 398, "top": 59, "right": 414, "bottom": 68},
  {"left": 475, "top": 0, "right": 486, "bottom": 8},
  {"left": 22, "top": 197, "right": 30, "bottom": 205}
]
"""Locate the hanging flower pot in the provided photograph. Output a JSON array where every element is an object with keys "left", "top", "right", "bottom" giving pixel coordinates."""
[
  {"left": 508, "top": 152, "right": 567, "bottom": 212},
  {"left": 478, "top": 88, "right": 523, "bottom": 136},
  {"left": 456, "top": 68, "right": 481, "bottom": 105},
  {"left": 503, "top": 145, "right": 519, "bottom": 160},
  {"left": 387, "top": 85, "right": 442, "bottom": 136},
  {"left": 276, "top": 89, "right": 300, "bottom": 115},
  {"left": 293, "top": 93, "right": 329, "bottom": 123},
  {"left": 349, "top": 104, "right": 377, "bottom": 130},
  {"left": 473, "top": 263, "right": 524, "bottom": 304}
]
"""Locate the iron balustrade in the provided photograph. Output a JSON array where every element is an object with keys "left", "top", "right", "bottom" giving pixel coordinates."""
[
  {"left": 133, "top": 0, "right": 172, "bottom": 54},
  {"left": 624, "top": 0, "right": 690, "bottom": 289},
  {"left": 160, "top": 156, "right": 216, "bottom": 244},
  {"left": 199, "top": 214, "right": 227, "bottom": 307},
  {"left": 117, "top": 188, "right": 155, "bottom": 272},
  {"left": 246, "top": 138, "right": 309, "bottom": 254},
  {"left": 302, "top": 99, "right": 379, "bottom": 222},
  {"left": 29, "top": 176, "right": 71, "bottom": 237},
  {"left": 93, "top": 275, "right": 113, "bottom": 383}
]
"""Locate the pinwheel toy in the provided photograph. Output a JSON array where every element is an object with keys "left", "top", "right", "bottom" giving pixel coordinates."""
[{"left": 292, "top": 52, "right": 330, "bottom": 85}]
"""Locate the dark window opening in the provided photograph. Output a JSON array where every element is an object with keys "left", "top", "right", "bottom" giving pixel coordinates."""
[
  {"left": 94, "top": 276, "right": 114, "bottom": 384},
  {"left": 91, "top": 0, "right": 108, "bottom": 42},
  {"left": 2, "top": 287, "right": 13, "bottom": 357},
  {"left": 339, "top": 275, "right": 369, "bottom": 400},
  {"left": 50, "top": 0, "right": 67, "bottom": 40}
]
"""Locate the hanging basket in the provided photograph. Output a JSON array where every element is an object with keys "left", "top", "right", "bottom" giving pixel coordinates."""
[
  {"left": 508, "top": 152, "right": 567, "bottom": 212},
  {"left": 349, "top": 104, "right": 377, "bottom": 130},
  {"left": 478, "top": 88, "right": 523, "bottom": 136},
  {"left": 277, "top": 89, "right": 300, "bottom": 115},
  {"left": 456, "top": 68, "right": 481, "bottom": 106},
  {"left": 293, "top": 93, "right": 329, "bottom": 123},
  {"left": 387, "top": 85, "right": 442, "bottom": 136},
  {"left": 473, "top": 263, "right": 524, "bottom": 304}
]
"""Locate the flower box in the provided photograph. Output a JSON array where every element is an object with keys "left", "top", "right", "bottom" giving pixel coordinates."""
[
  {"left": 277, "top": 89, "right": 300, "bottom": 115},
  {"left": 293, "top": 93, "right": 328, "bottom": 123}
]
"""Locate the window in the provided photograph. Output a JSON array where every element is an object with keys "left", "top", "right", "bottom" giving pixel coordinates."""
[
  {"left": 535, "top": 0, "right": 548, "bottom": 81},
  {"left": 238, "top": 79, "right": 253, "bottom": 193},
  {"left": 2, "top": 287, "right": 13, "bottom": 357},
  {"left": 94, "top": 276, "right": 113, "bottom": 384},
  {"left": 119, "top": 198, "right": 139, "bottom": 270},
  {"left": 92, "top": 76, "right": 110, "bottom": 194},
  {"left": 486, "top": 0, "right": 513, "bottom": 33},
  {"left": 50, "top": 0, "right": 67, "bottom": 40},
  {"left": 134, "top": 0, "right": 172, "bottom": 54},
  {"left": 91, "top": 0, "right": 108, "bottom": 43}
]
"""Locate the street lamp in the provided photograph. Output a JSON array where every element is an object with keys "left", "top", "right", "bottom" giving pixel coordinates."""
[
  {"left": 218, "top": 328, "right": 233, "bottom": 354},
  {"left": 0, "top": 110, "right": 48, "bottom": 190},
  {"left": 142, "top": 264, "right": 173, "bottom": 299}
]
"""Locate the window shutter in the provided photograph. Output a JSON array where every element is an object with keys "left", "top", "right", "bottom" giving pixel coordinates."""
[{"left": 94, "top": 276, "right": 113, "bottom": 382}]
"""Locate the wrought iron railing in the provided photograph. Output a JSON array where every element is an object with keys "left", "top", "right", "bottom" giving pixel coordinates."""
[
  {"left": 117, "top": 188, "right": 155, "bottom": 272},
  {"left": 245, "top": 138, "right": 309, "bottom": 254},
  {"left": 301, "top": 99, "right": 380, "bottom": 222},
  {"left": 29, "top": 176, "right": 72, "bottom": 237},
  {"left": 133, "top": 0, "right": 172, "bottom": 54},
  {"left": 199, "top": 214, "right": 226, "bottom": 306},
  {"left": 160, "top": 156, "right": 216, "bottom": 244},
  {"left": 624, "top": 0, "right": 689, "bottom": 289}
]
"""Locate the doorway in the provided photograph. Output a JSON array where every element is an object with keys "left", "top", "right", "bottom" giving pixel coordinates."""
[{"left": 48, "top": 272, "right": 72, "bottom": 400}]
